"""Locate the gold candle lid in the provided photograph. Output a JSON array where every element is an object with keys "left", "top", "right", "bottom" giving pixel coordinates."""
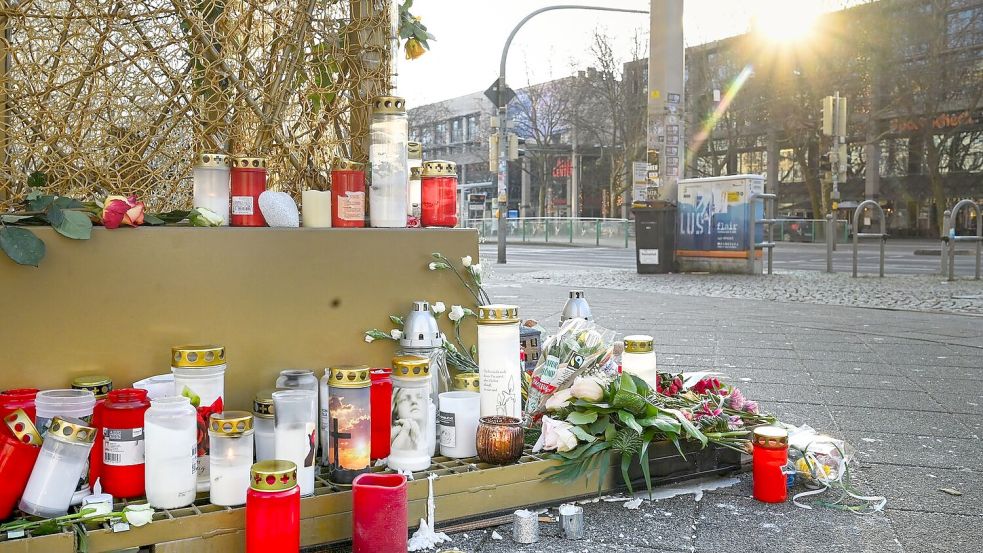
[
  {"left": 3, "top": 409, "right": 42, "bottom": 446},
  {"left": 48, "top": 416, "right": 96, "bottom": 445},
  {"left": 477, "top": 304, "right": 519, "bottom": 325},
  {"left": 209, "top": 411, "right": 254, "bottom": 435},
  {"left": 250, "top": 460, "right": 298, "bottom": 492},
  {"left": 253, "top": 389, "right": 276, "bottom": 418},
  {"left": 422, "top": 160, "right": 457, "bottom": 178},
  {"left": 332, "top": 158, "right": 364, "bottom": 172},
  {"left": 623, "top": 335, "right": 654, "bottom": 354},
  {"left": 371, "top": 95, "right": 406, "bottom": 114},
  {"left": 172, "top": 345, "right": 226, "bottom": 368},
  {"left": 231, "top": 156, "right": 267, "bottom": 169},
  {"left": 408, "top": 142, "right": 423, "bottom": 159},
  {"left": 71, "top": 375, "right": 113, "bottom": 399},
  {"left": 452, "top": 373, "right": 480, "bottom": 392},
  {"left": 410, "top": 166, "right": 424, "bottom": 180},
  {"left": 195, "top": 153, "right": 231, "bottom": 168},
  {"left": 328, "top": 365, "right": 371, "bottom": 388},
  {"left": 392, "top": 355, "right": 430, "bottom": 378},
  {"left": 752, "top": 426, "right": 788, "bottom": 449}
]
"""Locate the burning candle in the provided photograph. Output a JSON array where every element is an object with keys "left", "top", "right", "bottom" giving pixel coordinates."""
[
  {"left": 273, "top": 390, "right": 318, "bottom": 496},
  {"left": 326, "top": 366, "right": 371, "bottom": 485},
  {"left": 477, "top": 305, "right": 522, "bottom": 419},
  {"left": 209, "top": 411, "right": 254, "bottom": 507},
  {"left": 246, "top": 460, "right": 300, "bottom": 553},
  {"left": 476, "top": 416, "right": 524, "bottom": 465},
  {"left": 192, "top": 153, "right": 231, "bottom": 225}
]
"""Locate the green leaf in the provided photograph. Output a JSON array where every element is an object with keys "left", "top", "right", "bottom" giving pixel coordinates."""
[
  {"left": 50, "top": 197, "right": 83, "bottom": 210},
  {"left": 28, "top": 195, "right": 55, "bottom": 212},
  {"left": 152, "top": 209, "right": 192, "bottom": 224},
  {"left": 666, "top": 408, "right": 707, "bottom": 446},
  {"left": 604, "top": 421, "right": 618, "bottom": 442},
  {"left": 566, "top": 411, "right": 597, "bottom": 425},
  {"left": 1, "top": 214, "right": 34, "bottom": 224},
  {"left": 389, "top": 315, "right": 405, "bottom": 327},
  {"left": 629, "top": 374, "right": 651, "bottom": 397},
  {"left": 618, "top": 410, "right": 644, "bottom": 434},
  {"left": 671, "top": 437, "right": 688, "bottom": 460},
  {"left": 640, "top": 415, "right": 681, "bottom": 435},
  {"left": 639, "top": 438, "right": 654, "bottom": 499},
  {"left": 619, "top": 373, "right": 637, "bottom": 394},
  {"left": 0, "top": 226, "right": 45, "bottom": 266},
  {"left": 621, "top": 451, "right": 635, "bottom": 496},
  {"left": 48, "top": 209, "right": 92, "bottom": 240},
  {"left": 587, "top": 415, "right": 609, "bottom": 435},
  {"left": 569, "top": 425, "right": 597, "bottom": 443},
  {"left": 143, "top": 214, "right": 166, "bottom": 226}
]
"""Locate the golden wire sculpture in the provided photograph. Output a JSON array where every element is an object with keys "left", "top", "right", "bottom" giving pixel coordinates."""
[{"left": 0, "top": 0, "right": 394, "bottom": 211}]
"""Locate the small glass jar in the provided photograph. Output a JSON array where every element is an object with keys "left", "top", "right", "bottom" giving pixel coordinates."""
[
  {"left": 145, "top": 396, "right": 198, "bottom": 509},
  {"left": 421, "top": 160, "right": 458, "bottom": 228},
  {"left": 277, "top": 369, "right": 320, "bottom": 445},
  {"left": 388, "top": 355, "right": 435, "bottom": 473},
  {"left": 369, "top": 96, "right": 408, "bottom": 228},
  {"left": 273, "top": 389, "right": 318, "bottom": 496},
  {"left": 476, "top": 416, "right": 524, "bottom": 465},
  {"left": 230, "top": 157, "right": 268, "bottom": 227},
  {"left": 253, "top": 389, "right": 276, "bottom": 462},
  {"left": 34, "top": 389, "right": 96, "bottom": 436},
  {"left": 438, "top": 391, "right": 480, "bottom": 458},
  {"left": 0, "top": 388, "right": 39, "bottom": 423},
  {"left": 753, "top": 426, "right": 789, "bottom": 503},
  {"left": 326, "top": 366, "right": 371, "bottom": 485},
  {"left": 622, "top": 335, "right": 657, "bottom": 388},
  {"left": 331, "top": 158, "right": 366, "bottom": 228},
  {"left": 72, "top": 375, "right": 112, "bottom": 492},
  {"left": 100, "top": 388, "right": 150, "bottom": 499},
  {"left": 407, "top": 142, "right": 423, "bottom": 219},
  {"left": 209, "top": 411, "right": 255, "bottom": 507},
  {"left": 20, "top": 416, "right": 96, "bottom": 517},
  {"left": 398, "top": 301, "right": 450, "bottom": 398},
  {"left": 477, "top": 305, "right": 522, "bottom": 419},
  {"left": 193, "top": 153, "right": 231, "bottom": 225},
  {"left": 246, "top": 460, "right": 300, "bottom": 553},
  {"left": 0, "top": 409, "right": 42, "bottom": 520},
  {"left": 171, "top": 344, "right": 226, "bottom": 485},
  {"left": 370, "top": 368, "right": 392, "bottom": 461}
]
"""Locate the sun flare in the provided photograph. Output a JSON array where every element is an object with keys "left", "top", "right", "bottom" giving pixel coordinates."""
[{"left": 752, "top": 1, "right": 823, "bottom": 43}]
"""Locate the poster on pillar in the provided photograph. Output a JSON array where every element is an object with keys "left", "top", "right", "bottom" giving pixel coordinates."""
[{"left": 676, "top": 175, "right": 764, "bottom": 255}]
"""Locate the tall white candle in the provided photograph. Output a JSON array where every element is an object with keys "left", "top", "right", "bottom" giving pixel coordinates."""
[
  {"left": 192, "top": 154, "right": 231, "bottom": 225},
  {"left": 274, "top": 422, "right": 316, "bottom": 495},
  {"left": 145, "top": 397, "right": 198, "bottom": 510},
  {"left": 477, "top": 305, "right": 522, "bottom": 419},
  {"left": 301, "top": 189, "right": 332, "bottom": 228}
]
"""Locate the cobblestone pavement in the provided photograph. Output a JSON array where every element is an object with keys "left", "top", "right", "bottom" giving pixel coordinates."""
[{"left": 488, "top": 267, "right": 983, "bottom": 316}]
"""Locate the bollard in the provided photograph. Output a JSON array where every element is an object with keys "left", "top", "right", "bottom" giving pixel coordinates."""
[
  {"left": 826, "top": 214, "right": 834, "bottom": 274},
  {"left": 941, "top": 210, "right": 951, "bottom": 279}
]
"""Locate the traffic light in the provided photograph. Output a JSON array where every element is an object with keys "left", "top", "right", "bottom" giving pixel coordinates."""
[
  {"left": 507, "top": 134, "right": 525, "bottom": 161},
  {"left": 819, "top": 153, "right": 832, "bottom": 175}
]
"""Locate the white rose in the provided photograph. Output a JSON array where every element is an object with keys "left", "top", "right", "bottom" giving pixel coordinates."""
[
  {"left": 432, "top": 302, "right": 446, "bottom": 314},
  {"left": 449, "top": 305, "right": 466, "bottom": 322},
  {"left": 364, "top": 334, "right": 375, "bottom": 343},
  {"left": 122, "top": 504, "right": 155, "bottom": 527},
  {"left": 189, "top": 207, "right": 224, "bottom": 227},
  {"left": 461, "top": 255, "right": 473, "bottom": 267},
  {"left": 533, "top": 416, "right": 579, "bottom": 453},
  {"left": 569, "top": 376, "right": 604, "bottom": 402},
  {"left": 390, "top": 329, "right": 403, "bottom": 340},
  {"left": 543, "top": 388, "right": 574, "bottom": 412},
  {"left": 471, "top": 263, "right": 482, "bottom": 276},
  {"left": 428, "top": 262, "right": 439, "bottom": 271}
]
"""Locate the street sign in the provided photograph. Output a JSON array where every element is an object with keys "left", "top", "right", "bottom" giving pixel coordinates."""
[{"left": 484, "top": 80, "right": 516, "bottom": 108}]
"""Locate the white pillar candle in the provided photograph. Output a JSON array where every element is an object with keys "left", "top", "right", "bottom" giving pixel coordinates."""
[
  {"left": 192, "top": 154, "right": 231, "bottom": 226},
  {"left": 477, "top": 305, "right": 522, "bottom": 419},
  {"left": 622, "top": 335, "right": 658, "bottom": 389},
  {"left": 273, "top": 390, "right": 318, "bottom": 496},
  {"left": 145, "top": 397, "right": 198, "bottom": 509},
  {"left": 19, "top": 417, "right": 95, "bottom": 518},
  {"left": 208, "top": 411, "right": 254, "bottom": 507},
  {"left": 301, "top": 190, "right": 332, "bottom": 228},
  {"left": 388, "top": 356, "right": 436, "bottom": 473},
  {"left": 438, "top": 391, "right": 480, "bottom": 458},
  {"left": 369, "top": 96, "right": 408, "bottom": 228}
]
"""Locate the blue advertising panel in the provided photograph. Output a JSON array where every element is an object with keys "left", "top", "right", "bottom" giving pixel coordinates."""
[{"left": 676, "top": 176, "right": 764, "bottom": 255}]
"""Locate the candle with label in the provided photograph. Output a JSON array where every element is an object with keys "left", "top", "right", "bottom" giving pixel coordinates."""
[
  {"left": 477, "top": 305, "right": 522, "bottom": 419},
  {"left": 387, "top": 356, "right": 435, "bottom": 473},
  {"left": 437, "top": 391, "right": 480, "bottom": 458},
  {"left": 230, "top": 157, "right": 267, "bottom": 226},
  {"left": 252, "top": 389, "right": 276, "bottom": 462},
  {"left": 171, "top": 344, "right": 226, "bottom": 487},
  {"left": 99, "top": 388, "right": 150, "bottom": 499},
  {"left": 326, "top": 366, "right": 371, "bottom": 485}
]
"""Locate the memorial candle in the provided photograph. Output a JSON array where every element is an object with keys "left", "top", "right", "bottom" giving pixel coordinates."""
[
  {"left": 326, "top": 366, "right": 371, "bottom": 485},
  {"left": 0, "top": 409, "right": 42, "bottom": 520},
  {"left": 477, "top": 305, "right": 522, "bottom": 419},
  {"left": 273, "top": 389, "right": 318, "bottom": 496},
  {"left": 752, "top": 426, "right": 789, "bottom": 503},
  {"left": 246, "top": 460, "right": 300, "bottom": 553},
  {"left": 20, "top": 417, "right": 96, "bottom": 518},
  {"left": 209, "top": 411, "right": 254, "bottom": 507},
  {"left": 145, "top": 396, "right": 198, "bottom": 509}
]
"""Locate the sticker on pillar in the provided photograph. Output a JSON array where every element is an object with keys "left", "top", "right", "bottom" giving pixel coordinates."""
[
  {"left": 668, "top": 93, "right": 681, "bottom": 104},
  {"left": 639, "top": 249, "right": 660, "bottom": 265}
]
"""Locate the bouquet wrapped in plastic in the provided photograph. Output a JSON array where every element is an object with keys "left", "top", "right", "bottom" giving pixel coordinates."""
[{"left": 524, "top": 318, "right": 617, "bottom": 417}]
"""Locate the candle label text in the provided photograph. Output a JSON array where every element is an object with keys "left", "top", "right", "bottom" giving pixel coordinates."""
[
  {"left": 103, "top": 427, "right": 146, "bottom": 466},
  {"left": 437, "top": 411, "right": 456, "bottom": 447}
]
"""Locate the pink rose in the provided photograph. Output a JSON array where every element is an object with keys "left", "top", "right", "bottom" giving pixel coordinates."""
[{"left": 102, "top": 195, "right": 145, "bottom": 229}]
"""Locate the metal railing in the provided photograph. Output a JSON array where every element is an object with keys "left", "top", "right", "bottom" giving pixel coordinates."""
[
  {"left": 748, "top": 194, "right": 777, "bottom": 275},
  {"left": 852, "top": 200, "right": 888, "bottom": 278},
  {"left": 942, "top": 200, "right": 982, "bottom": 281},
  {"left": 773, "top": 218, "right": 850, "bottom": 243},
  {"left": 464, "top": 218, "right": 632, "bottom": 248}
]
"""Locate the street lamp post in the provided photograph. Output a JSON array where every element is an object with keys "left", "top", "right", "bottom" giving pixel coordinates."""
[{"left": 495, "top": 4, "right": 649, "bottom": 264}]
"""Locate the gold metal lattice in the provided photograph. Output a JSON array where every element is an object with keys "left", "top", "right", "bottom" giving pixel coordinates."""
[{"left": 0, "top": 0, "right": 394, "bottom": 211}]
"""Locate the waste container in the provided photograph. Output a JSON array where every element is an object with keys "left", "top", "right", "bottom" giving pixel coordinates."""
[{"left": 633, "top": 206, "right": 676, "bottom": 274}]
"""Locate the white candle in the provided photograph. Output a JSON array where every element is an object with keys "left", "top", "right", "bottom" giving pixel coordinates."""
[
  {"left": 145, "top": 397, "right": 198, "bottom": 510},
  {"left": 20, "top": 422, "right": 94, "bottom": 518},
  {"left": 302, "top": 189, "right": 332, "bottom": 228},
  {"left": 209, "top": 437, "right": 253, "bottom": 506},
  {"left": 274, "top": 422, "right": 317, "bottom": 495},
  {"left": 192, "top": 155, "right": 231, "bottom": 225},
  {"left": 477, "top": 306, "right": 522, "bottom": 419},
  {"left": 438, "top": 391, "right": 480, "bottom": 458},
  {"left": 622, "top": 335, "right": 658, "bottom": 388},
  {"left": 253, "top": 416, "right": 275, "bottom": 462}
]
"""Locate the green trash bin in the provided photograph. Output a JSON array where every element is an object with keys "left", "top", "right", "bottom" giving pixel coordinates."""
[{"left": 633, "top": 207, "right": 677, "bottom": 274}]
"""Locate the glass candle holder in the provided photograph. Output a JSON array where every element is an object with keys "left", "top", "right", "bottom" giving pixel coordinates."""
[
  {"left": 407, "top": 142, "right": 423, "bottom": 218},
  {"left": 352, "top": 473, "right": 407, "bottom": 553},
  {"left": 100, "top": 388, "right": 150, "bottom": 499},
  {"left": 209, "top": 411, "right": 254, "bottom": 507},
  {"left": 145, "top": 396, "right": 198, "bottom": 509},
  {"left": 622, "top": 335, "right": 657, "bottom": 388},
  {"left": 326, "top": 366, "right": 371, "bottom": 485},
  {"left": 20, "top": 416, "right": 96, "bottom": 517},
  {"left": 273, "top": 389, "right": 318, "bottom": 496},
  {"left": 247, "top": 460, "right": 300, "bottom": 553},
  {"left": 369, "top": 369, "right": 392, "bottom": 461},
  {"left": 369, "top": 96, "right": 408, "bottom": 228},
  {"left": 476, "top": 416, "right": 524, "bottom": 465},
  {"left": 34, "top": 389, "right": 96, "bottom": 436},
  {"left": 171, "top": 344, "right": 226, "bottom": 486},
  {"left": 421, "top": 160, "right": 458, "bottom": 228},
  {"left": 277, "top": 369, "right": 320, "bottom": 450},
  {"left": 753, "top": 426, "right": 789, "bottom": 503},
  {"left": 0, "top": 409, "right": 42, "bottom": 520},
  {"left": 387, "top": 356, "right": 435, "bottom": 473},
  {"left": 438, "top": 391, "right": 480, "bottom": 458},
  {"left": 477, "top": 305, "right": 522, "bottom": 419},
  {"left": 230, "top": 157, "right": 268, "bottom": 227},
  {"left": 253, "top": 389, "right": 276, "bottom": 462},
  {"left": 331, "top": 159, "right": 366, "bottom": 228},
  {"left": 193, "top": 153, "right": 231, "bottom": 225},
  {"left": 0, "top": 388, "right": 39, "bottom": 423}
]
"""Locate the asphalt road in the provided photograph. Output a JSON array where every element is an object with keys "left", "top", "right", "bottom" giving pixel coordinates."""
[{"left": 480, "top": 240, "right": 981, "bottom": 276}]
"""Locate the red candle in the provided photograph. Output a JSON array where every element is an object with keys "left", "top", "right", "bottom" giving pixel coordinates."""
[
  {"left": 0, "top": 409, "right": 42, "bottom": 520},
  {"left": 231, "top": 157, "right": 268, "bottom": 227},
  {"left": 331, "top": 159, "right": 366, "bottom": 228},
  {"left": 752, "top": 426, "right": 789, "bottom": 503},
  {"left": 352, "top": 473, "right": 407, "bottom": 553},
  {"left": 0, "top": 388, "right": 39, "bottom": 422},
  {"left": 370, "top": 368, "right": 392, "bottom": 461},
  {"left": 420, "top": 160, "right": 458, "bottom": 228},
  {"left": 247, "top": 460, "right": 300, "bottom": 553},
  {"left": 99, "top": 389, "right": 150, "bottom": 498},
  {"left": 72, "top": 376, "right": 112, "bottom": 492}
]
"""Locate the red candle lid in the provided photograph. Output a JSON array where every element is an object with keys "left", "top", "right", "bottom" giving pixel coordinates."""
[{"left": 370, "top": 368, "right": 392, "bottom": 382}]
